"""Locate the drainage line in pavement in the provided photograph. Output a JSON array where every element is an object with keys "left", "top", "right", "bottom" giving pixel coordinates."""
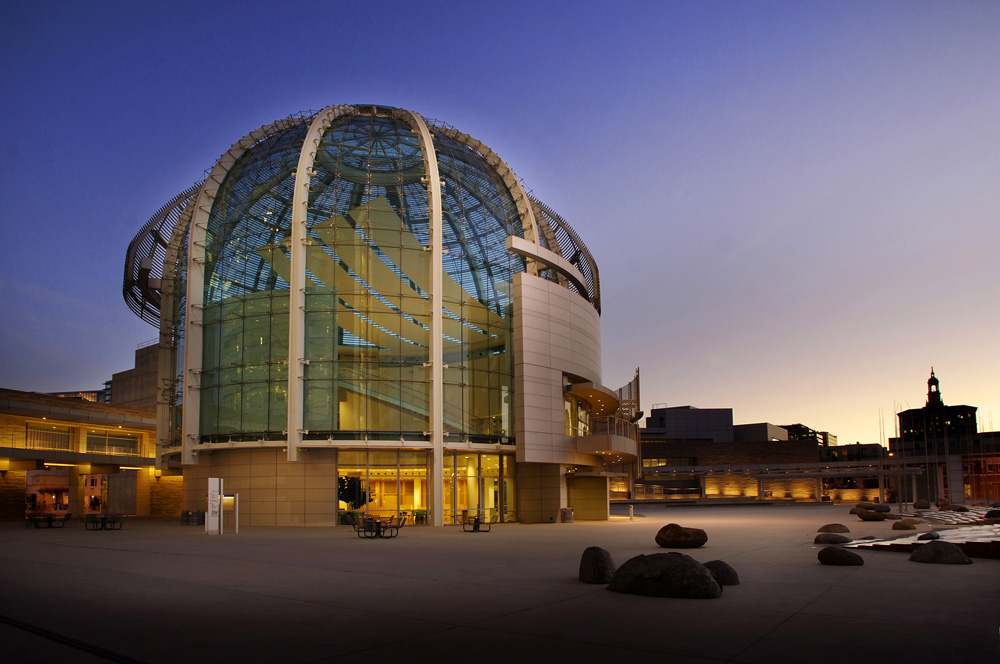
[{"left": 0, "top": 614, "right": 147, "bottom": 664}]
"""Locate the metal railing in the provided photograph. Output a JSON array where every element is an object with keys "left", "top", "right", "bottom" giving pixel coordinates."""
[{"left": 590, "top": 416, "right": 638, "bottom": 441}]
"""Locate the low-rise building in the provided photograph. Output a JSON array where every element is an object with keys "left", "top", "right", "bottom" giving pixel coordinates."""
[{"left": 0, "top": 388, "right": 181, "bottom": 520}]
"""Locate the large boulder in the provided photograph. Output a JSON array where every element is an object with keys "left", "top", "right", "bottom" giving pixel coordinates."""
[
  {"left": 818, "top": 547, "right": 864, "bottom": 566},
  {"left": 892, "top": 521, "right": 916, "bottom": 530},
  {"left": 909, "top": 541, "right": 973, "bottom": 564},
  {"left": 655, "top": 523, "right": 708, "bottom": 549},
  {"left": 703, "top": 560, "right": 740, "bottom": 586},
  {"left": 607, "top": 553, "right": 722, "bottom": 598},
  {"left": 818, "top": 523, "right": 850, "bottom": 533},
  {"left": 814, "top": 533, "right": 852, "bottom": 544},
  {"left": 579, "top": 546, "right": 616, "bottom": 584},
  {"left": 855, "top": 508, "right": 887, "bottom": 522}
]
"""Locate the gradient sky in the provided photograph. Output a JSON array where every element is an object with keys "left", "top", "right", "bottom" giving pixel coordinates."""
[{"left": 1, "top": 1, "right": 998, "bottom": 446}]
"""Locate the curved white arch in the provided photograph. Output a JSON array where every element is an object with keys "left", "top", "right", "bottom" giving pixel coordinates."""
[
  {"left": 182, "top": 114, "right": 314, "bottom": 465},
  {"left": 392, "top": 108, "right": 445, "bottom": 526},
  {"left": 287, "top": 105, "right": 356, "bottom": 462}
]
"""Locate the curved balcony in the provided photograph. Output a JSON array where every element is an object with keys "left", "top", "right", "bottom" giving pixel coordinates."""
[{"left": 576, "top": 416, "right": 638, "bottom": 461}]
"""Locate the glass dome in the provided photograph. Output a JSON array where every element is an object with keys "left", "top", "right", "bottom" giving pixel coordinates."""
[{"left": 125, "top": 105, "right": 600, "bottom": 447}]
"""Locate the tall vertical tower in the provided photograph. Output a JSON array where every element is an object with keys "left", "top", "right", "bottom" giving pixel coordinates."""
[{"left": 926, "top": 368, "right": 942, "bottom": 407}]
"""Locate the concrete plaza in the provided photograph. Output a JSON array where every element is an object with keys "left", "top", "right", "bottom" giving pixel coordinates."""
[{"left": 1, "top": 504, "right": 997, "bottom": 663}]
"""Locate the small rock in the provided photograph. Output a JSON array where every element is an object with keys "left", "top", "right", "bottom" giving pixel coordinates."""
[
  {"left": 984, "top": 509, "right": 1000, "bottom": 519},
  {"left": 883, "top": 513, "right": 903, "bottom": 520},
  {"left": 579, "top": 546, "right": 616, "bottom": 584},
  {"left": 855, "top": 508, "right": 886, "bottom": 522},
  {"left": 917, "top": 531, "right": 940, "bottom": 541},
  {"left": 814, "top": 533, "right": 852, "bottom": 544},
  {"left": 952, "top": 505, "right": 969, "bottom": 512},
  {"left": 892, "top": 521, "right": 916, "bottom": 530},
  {"left": 703, "top": 560, "right": 740, "bottom": 586},
  {"left": 909, "top": 541, "right": 972, "bottom": 564},
  {"left": 607, "top": 553, "right": 722, "bottom": 598},
  {"left": 818, "top": 523, "right": 850, "bottom": 533},
  {"left": 818, "top": 546, "right": 864, "bottom": 566},
  {"left": 655, "top": 523, "right": 708, "bottom": 549},
  {"left": 913, "top": 499, "right": 930, "bottom": 509},
  {"left": 900, "top": 518, "right": 923, "bottom": 525}
]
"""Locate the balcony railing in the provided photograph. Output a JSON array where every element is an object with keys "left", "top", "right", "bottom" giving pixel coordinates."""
[{"left": 589, "top": 416, "right": 638, "bottom": 440}]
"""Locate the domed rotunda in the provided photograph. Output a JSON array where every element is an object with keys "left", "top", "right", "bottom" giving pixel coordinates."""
[{"left": 124, "top": 104, "right": 637, "bottom": 526}]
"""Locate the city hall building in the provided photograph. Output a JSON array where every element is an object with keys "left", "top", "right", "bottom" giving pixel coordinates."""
[{"left": 124, "top": 104, "right": 639, "bottom": 527}]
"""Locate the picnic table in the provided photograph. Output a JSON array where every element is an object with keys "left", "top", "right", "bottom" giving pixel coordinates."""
[
  {"left": 348, "top": 513, "right": 405, "bottom": 538},
  {"left": 26, "top": 513, "right": 70, "bottom": 528},
  {"left": 462, "top": 513, "right": 495, "bottom": 533},
  {"left": 82, "top": 514, "right": 127, "bottom": 530}
]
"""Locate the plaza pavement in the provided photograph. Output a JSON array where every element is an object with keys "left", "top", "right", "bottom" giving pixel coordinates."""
[{"left": 1, "top": 504, "right": 997, "bottom": 663}]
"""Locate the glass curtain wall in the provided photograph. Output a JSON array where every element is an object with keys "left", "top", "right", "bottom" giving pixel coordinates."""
[
  {"left": 194, "top": 110, "right": 527, "bottom": 445},
  {"left": 199, "top": 121, "right": 311, "bottom": 441},
  {"left": 301, "top": 113, "right": 431, "bottom": 439},
  {"left": 432, "top": 129, "right": 522, "bottom": 445},
  {"left": 442, "top": 451, "right": 516, "bottom": 524},
  {"left": 336, "top": 449, "right": 428, "bottom": 523}
]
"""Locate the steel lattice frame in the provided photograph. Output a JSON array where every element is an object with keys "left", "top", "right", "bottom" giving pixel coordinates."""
[{"left": 123, "top": 183, "right": 203, "bottom": 325}]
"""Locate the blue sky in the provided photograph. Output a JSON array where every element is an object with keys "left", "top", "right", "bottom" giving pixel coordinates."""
[{"left": 1, "top": 1, "right": 998, "bottom": 444}]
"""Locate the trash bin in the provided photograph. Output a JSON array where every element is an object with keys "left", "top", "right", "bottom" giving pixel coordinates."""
[
  {"left": 560, "top": 507, "right": 574, "bottom": 523},
  {"left": 181, "top": 509, "right": 205, "bottom": 525}
]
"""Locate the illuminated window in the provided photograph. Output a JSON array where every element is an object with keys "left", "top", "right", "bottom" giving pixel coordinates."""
[{"left": 563, "top": 392, "right": 591, "bottom": 437}]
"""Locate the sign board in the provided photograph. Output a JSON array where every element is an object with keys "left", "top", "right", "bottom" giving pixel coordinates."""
[{"left": 206, "top": 478, "right": 222, "bottom": 534}]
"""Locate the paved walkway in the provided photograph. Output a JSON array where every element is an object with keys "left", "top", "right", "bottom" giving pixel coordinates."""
[{"left": 1, "top": 504, "right": 997, "bottom": 663}]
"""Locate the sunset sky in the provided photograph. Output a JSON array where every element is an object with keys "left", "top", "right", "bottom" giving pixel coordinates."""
[{"left": 1, "top": 1, "right": 997, "bottom": 445}]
